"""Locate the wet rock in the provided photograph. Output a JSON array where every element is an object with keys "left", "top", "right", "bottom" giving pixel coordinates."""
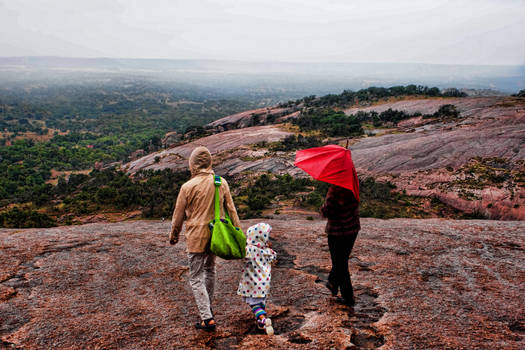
[{"left": 1, "top": 218, "right": 523, "bottom": 349}]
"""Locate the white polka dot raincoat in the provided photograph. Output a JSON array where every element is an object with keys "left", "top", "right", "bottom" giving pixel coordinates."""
[{"left": 237, "top": 223, "right": 277, "bottom": 298}]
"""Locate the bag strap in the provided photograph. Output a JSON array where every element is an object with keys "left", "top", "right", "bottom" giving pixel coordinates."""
[
  {"left": 213, "top": 175, "right": 221, "bottom": 221},
  {"left": 213, "top": 175, "right": 232, "bottom": 222}
]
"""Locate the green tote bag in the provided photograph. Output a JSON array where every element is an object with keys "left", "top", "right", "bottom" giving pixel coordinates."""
[{"left": 209, "top": 175, "right": 246, "bottom": 259}]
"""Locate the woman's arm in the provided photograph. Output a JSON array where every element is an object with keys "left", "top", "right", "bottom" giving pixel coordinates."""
[
  {"left": 320, "top": 186, "right": 337, "bottom": 219},
  {"left": 170, "top": 185, "right": 187, "bottom": 244}
]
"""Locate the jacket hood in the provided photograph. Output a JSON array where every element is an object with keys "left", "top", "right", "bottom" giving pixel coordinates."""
[
  {"left": 189, "top": 146, "right": 213, "bottom": 176},
  {"left": 246, "top": 222, "right": 272, "bottom": 247}
]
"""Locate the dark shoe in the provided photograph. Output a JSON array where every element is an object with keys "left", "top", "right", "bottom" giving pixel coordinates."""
[
  {"left": 326, "top": 281, "right": 338, "bottom": 296},
  {"left": 195, "top": 318, "right": 216, "bottom": 331},
  {"left": 256, "top": 316, "right": 266, "bottom": 330},
  {"left": 335, "top": 296, "right": 355, "bottom": 307}
]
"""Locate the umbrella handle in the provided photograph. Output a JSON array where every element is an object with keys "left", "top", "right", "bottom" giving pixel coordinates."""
[{"left": 345, "top": 139, "right": 349, "bottom": 149}]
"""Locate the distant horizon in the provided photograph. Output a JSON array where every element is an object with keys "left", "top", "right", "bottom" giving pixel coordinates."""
[{"left": 1, "top": 55, "right": 524, "bottom": 68}]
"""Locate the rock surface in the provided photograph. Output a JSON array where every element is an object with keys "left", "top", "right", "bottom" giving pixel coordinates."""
[
  {"left": 124, "top": 125, "right": 293, "bottom": 174},
  {"left": 206, "top": 106, "right": 301, "bottom": 132},
  {"left": 348, "top": 97, "right": 525, "bottom": 220},
  {"left": 343, "top": 97, "right": 502, "bottom": 116},
  {"left": 1, "top": 219, "right": 524, "bottom": 349}
]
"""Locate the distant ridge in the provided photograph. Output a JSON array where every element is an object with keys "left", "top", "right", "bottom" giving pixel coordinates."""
[{"left": 1, "top": 56, "right": 524, "bottom": 92}]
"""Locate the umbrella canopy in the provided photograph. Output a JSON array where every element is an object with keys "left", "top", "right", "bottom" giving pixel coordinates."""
[{"left": 294, "top": 144, "right": 360, "bottom": 201}]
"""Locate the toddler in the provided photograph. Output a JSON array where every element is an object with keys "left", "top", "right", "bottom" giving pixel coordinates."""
[{"left": 237, "top": 223, "right": 277, "bottom": 335}]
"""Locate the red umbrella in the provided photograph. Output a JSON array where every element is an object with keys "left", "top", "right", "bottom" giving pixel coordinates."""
[{"left": 294, "top": 144, "right": 360, "bottom": 201}]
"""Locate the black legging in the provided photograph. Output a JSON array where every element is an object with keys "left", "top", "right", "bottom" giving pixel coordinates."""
[{"left": 327, "top": 234, "right": 358, "bottom": 301}]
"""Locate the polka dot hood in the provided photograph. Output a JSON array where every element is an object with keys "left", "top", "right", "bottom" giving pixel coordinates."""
[{"left": 237, "top": 223, "right": 277, "bottom": 298}]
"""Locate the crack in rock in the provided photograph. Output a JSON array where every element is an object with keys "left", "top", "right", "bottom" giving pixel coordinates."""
[
  {"left": 1, "top": 339, "right": 26, "bottom": 350},
  {"left": 270, "top": 240, "right": 387, "bottom": 349}
]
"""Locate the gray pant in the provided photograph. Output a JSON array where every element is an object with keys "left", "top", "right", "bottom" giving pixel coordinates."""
[{"left": 187, "top": 253, "right": 216, "bottom": 320}]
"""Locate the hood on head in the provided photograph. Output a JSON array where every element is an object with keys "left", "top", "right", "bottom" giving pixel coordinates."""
[
  {"left": 246, "top": 223, "right": 272, "bottom": 246},
  {"left": 189, "top": 146, "right": 212, "bottom": 176}
]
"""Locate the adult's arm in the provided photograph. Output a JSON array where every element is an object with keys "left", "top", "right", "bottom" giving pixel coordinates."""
[
  {"left": 170, "top": 185, "right": 187, "bottom": 243},
  {"left": 223, "top": 179, "right": 242, "bottom": 228},
  {"left": 320, "top": 187, "right": 337, "bottom": 219}
]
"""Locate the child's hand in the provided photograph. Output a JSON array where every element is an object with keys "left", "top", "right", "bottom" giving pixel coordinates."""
[{"left": 267, "top": 242, "right": 272, "bottom": 249}]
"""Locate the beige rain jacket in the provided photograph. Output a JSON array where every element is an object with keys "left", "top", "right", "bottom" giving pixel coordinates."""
[{"left": 170, "top": 146, "right": 241, "bottom": 253}]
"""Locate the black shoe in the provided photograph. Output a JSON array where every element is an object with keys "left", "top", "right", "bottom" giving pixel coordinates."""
[
  {"left": 335, "top": 296, "right": 355, "bottom": 307},
  {"left": 195, "top": 318, "right": 216, "bottom": 331},
  {"left": 326, "top": 281, "right": 338, "bottom": 296}
]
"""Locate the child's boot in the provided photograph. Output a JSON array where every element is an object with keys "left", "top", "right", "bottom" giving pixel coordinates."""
[
  {"left": 264, "top": 317, "right": 274, "bottom": 336},
  {"left": 257, "top": 315, "right": 274, "bottom": 335}
]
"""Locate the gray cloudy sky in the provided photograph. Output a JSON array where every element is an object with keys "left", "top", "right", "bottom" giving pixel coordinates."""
[{"left": 1, "top": 0, "right": 524, "bottom": 65}]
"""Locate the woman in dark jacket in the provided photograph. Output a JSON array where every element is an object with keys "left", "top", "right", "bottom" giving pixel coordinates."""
[{"left": 320, "top": 184, "right": 360, "bottom": 306}]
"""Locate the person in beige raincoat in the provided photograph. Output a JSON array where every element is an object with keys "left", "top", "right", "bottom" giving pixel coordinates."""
[{"left": 169, "top": 146, "right": 241, "bottom": 330}]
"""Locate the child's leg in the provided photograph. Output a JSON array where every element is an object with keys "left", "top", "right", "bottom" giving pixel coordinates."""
[
  {"left": 244, "top": 297, "right": 271, "bottom": 332},
  {"left": 250, "top": 301, "right": 274, "bottom": 335},
  {"left": 250, "top": 302, "right": 267, "bottom": 320}
]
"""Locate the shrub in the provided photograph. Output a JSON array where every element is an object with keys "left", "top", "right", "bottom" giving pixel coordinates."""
[
  {"left": 270, "top": 135, "right": 324, "bottom": 151},
  {"left": 513, "top": 89, "right": 525, "bottom": 97},
  {"left": 462, "top": 210, "right": 489, "bottom": 220},
  {"left": 306, "top": 192, "right": 323, "bottom": 208},
  {"left": 0, "top": 207, "right": 56, "bottom": 228}
]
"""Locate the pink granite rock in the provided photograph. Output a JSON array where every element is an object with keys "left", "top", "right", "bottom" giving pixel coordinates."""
[{"left": 1, "top": 218, "right": 523, "bottom": 349}]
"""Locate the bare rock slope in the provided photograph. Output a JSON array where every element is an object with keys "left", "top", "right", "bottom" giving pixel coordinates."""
[
  {"left": 124, "top": 125, "right": 293, "bottom": 174},
  {"left": 206, "top": 106, "right": 300, "bottom": 132},
  {"left": 344, "top": 96, "right": 502, "bottom": 116},
  {"left": 348, "top": 97, "right": 525, "bottom": 220},
  {"left": 124, "top": 97, "right": 525, "bottom": 219},
  {"left": 1, "top": 219, "right": 524, "bottom": 349}
]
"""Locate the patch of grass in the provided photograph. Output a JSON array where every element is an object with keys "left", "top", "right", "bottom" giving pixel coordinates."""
[{"left": 450, "top": 157, "right": 522, "bottom": 190}]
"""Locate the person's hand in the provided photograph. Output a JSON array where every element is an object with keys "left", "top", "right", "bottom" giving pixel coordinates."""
[
  {"left": 267, "top": 241, "right": 272, "bottom": 248},
  {"left": 169, "top": 238, "right": 178, "bottom": 245}
]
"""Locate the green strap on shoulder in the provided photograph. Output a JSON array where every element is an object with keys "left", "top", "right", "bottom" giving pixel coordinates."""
[
  {"left": 213, "top": 175, "right": 221, "bottom": 221},
  {"left": 213, "top": 175, "right": 231, "bottom": 222},
  {"left": 213, "top": 175, "right": 232, "bottom": 222}
]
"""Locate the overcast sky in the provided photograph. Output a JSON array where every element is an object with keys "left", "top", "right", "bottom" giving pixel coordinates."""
[{"left": 1, "top": 0, "right": 524, "bottom": 65}]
